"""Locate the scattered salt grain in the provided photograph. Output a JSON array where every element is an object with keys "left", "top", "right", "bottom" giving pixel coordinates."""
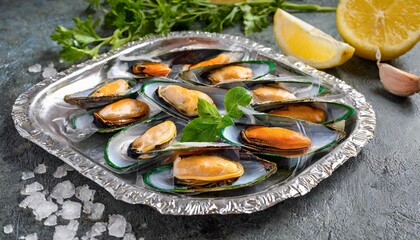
[
  {"left": 83, "top": 201, "right": 93, "bottom": 214},
  {"left": 28, "top": 64, "right": 42, "bottom": 73},
  {"left": 3, "top": 224, "right": 13, "bottom": 234},
  {"left": 108, "top": 214, "right": 127, "bottom": 237},
  {"left": 23, "top": 233, "right": 38, "bottom": 240},
  {"left": 22, "top": 171, "right": 35, "bottom": 180},
  {"left": 83, "top": 222, "right": 107, "bottom": 239},
  {"left": 50, "top": 180, "right": 75, "bottom": 199},
  {"left": 20, "top": 192, "right": 46, "bottom": 209},
  {"left": 88, "top": 203, "right": 105, "bottom": 221},
  {"left": 53, "top": 220, "right": 79, "bottom": 240},
  {"left": 53, "top": 165, "right": 67, "bottom": 178},
  {"left": 75, "top": 185, "right": 95, "bottom": 202},
  {"left": 123, "top": 233, "right": 136, "bottom": 240},
  {"left": 42, "top": 62, "right": 58, "bottom": 78},
  {"left": 44, "top": 214, "right": 58, "bottom": 226},
  {"left": 21, "top": 182, "right": 44, "bottom": 195},
  {"left": 60, "top": 201, "right": 82, "bottom": 220},
  {"left": 33, "top": 200, "right": 58, "bottom": 221},
  {"left": 34, "top": 164, "right": 47, "bottom": 174}
]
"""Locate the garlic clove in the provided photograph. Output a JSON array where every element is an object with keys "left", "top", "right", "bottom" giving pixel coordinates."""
[{"left": 378, "top": 63, "right": 420, "bottom": 97}]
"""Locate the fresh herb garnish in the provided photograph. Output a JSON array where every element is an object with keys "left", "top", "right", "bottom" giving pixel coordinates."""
[
  {"left": 51, "top": 0, "right": 335, "bottom": 62},
  {"left": 180, "top": 86, "right": 252, "bottom": 142}
]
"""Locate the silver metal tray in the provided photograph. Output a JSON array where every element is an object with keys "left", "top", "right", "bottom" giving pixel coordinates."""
[{"left": 12, "top": 32, "right": 376, "bottom": 215}]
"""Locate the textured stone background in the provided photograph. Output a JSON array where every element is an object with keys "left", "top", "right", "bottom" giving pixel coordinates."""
[{"left": 1, "top": 0, "right": 419, "bottom": 239}]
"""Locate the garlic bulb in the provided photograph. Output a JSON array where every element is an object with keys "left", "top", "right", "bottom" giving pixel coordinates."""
[{"left": 378, "top": 63, "right": 420, "bottom": 97}]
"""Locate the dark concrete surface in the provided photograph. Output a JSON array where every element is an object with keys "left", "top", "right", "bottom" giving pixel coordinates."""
[{"left": 1, "top": 0, "right": 419, "bottom": 239}]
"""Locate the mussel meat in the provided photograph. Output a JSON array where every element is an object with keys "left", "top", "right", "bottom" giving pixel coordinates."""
[
  {"left": 207, "top": 65, "right": 253, "bottom": 84},
  {"left": 251, "top": 84, "right": 297, "bottom": 103},
  {"left": 131, "top": 62, "right": 172, "bottom": 77},
  {"left": 241, "top": 126, "right": 311, "bottom": 156},
  {"left": 90, "top": 79, "right": 130, "bottom": 97},
  {"left": 268, "top": 105, "right": 326, "bottom": 123},
  {"left": 188, "top": 53, "right": 231, "bottom": 70},
  {"left": 127, "top": 120, "right": 177, "bottom": 159},
  {"left": 173, "top": 155, "right": 244, "bottom": 187},
  {"left": 93, "top": 98, "right": 150, "bottom": 128},
  {"left": 157, "top": 85, "right": 215, "bottom": 117}
]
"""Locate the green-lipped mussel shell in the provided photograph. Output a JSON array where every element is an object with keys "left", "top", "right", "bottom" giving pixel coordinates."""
[
  {"left": 64, "top": 79, "right": 140, "bottom": 109},
  {"left": 179, "top": 60, "right": 275, "bottom": 86},
  {"left": 143, "top": 155, "right": 276, "bottom": 193},
  {"left": 253, "top": 100, "right": 356, "bottom": 125},
  {"left": 221, "top": 116, "right": 344, "bottom": 158},
  {"left": 104, "top": 115, "right": 236, "bottom": 172},
  {"left": 142, "top": 80, "right": 228, "bottom": 121},
  {"left": 214, "top": 78, "right": 327, "bottom": 104}
]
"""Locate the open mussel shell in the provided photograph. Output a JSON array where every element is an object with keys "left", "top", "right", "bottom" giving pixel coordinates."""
[
  {"left": 122, "top": 49, "right": 245, "bottom": 65},
  {"left": 142, "top": 149, "right": 277, "bottom": 193},
  {"left": 64, "top": 79, "right": 141, "bottom": 109},
  {"left": 221, "top": 115, "right": 344, "bottom": 158},
  {"left": 141, "top": 80, "right": 227, "bottom": 121},
  {"left": 253, "top": 100, "right": 356, "bottom": 125},
  {"left": 179, "top": 60, "right": 275, "bottom": 86},
  {"left": 104, "top": 114, "right": 176, "bottom": 170},
  {"left": 123, "top": 49, "right": 246, "bottom": 79},
  {"left": 70, "top": 97, "right": 161, "bottom": 133},
  {"left": 215, "top": 77, "right": 327, "bottom": 103},
  {"left": 105, "top": 116, "right": 237, "bottom": 171}
]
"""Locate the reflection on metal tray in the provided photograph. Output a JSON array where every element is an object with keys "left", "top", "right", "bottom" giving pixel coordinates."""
[{"left": 11, "top": 32, "right": 375, "bottom": 215}]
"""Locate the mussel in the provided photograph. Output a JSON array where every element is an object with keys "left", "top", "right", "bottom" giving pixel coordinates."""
[
  {"left": 179, "top": 60, "right": 275, "bottom": 86},
  {"left": 93, "top": 98, "right": 150, "bottom": 128},
  {"left": 173, "top": 155, "right": 244, "bottom": 187},
  {"left": 241, "top": 126, "right": 312, "bottom": 156},
  {"left": 253, "top": 101, "right": 356, "bottom": 125},
  {"left": 269, "top": 105, "right": 326, "bottom": 123},
  {"left": 64, "top": 79, "right": 141, "bottom": 109},
  {"left": 157, "top": 85, "right": 215, "bottom": 117},
  {"left": 142, "top": 148, "right": 277, "bottom": 193},
  {"left": 214, "top": 78, "right": 326, "bottom": 104},
  {"left": 251, "top": 84, "right": 297, "bottom": 103},
  {"left": 188, "top": 53, "right": 231, "bottom": 70},
  {"left": 222, "top": 116, "right": 342, "bottom": 158},
  {"left": 131, "top": 62, "right": 172, "bottom": 77},
  {"left": 127, "top": 120, "right": 177, "bottom": 159}
]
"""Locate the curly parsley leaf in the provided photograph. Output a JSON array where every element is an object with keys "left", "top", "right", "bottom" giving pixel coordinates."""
[{"left": 51, "top": 0, "right": 335, "bottom": 62}]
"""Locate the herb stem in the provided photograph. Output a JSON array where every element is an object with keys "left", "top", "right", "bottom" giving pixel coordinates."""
[{"left": 281, "top": 2, "right": 336, "bottom": 12}]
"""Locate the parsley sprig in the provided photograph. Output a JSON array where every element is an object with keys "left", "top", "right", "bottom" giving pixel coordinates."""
[
  {"left": 180, "top": 87, "right": 252, "bottom": 142},
  {"left": 51, "top": 0, "right": 335, "bottom": 62}
]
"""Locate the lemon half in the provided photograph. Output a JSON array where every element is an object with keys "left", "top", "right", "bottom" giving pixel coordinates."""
[{"left": 337, "top": 0, "right": 420, "bottom": 61}]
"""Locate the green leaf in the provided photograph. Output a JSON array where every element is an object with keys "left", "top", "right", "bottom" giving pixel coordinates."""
[
  {"left": 197, "top": 98, "right": 221, "bottom": 120},
  {"left": 219, "top": 115, "right": 234, "bottom": 128},
  {"left": 52, "top": 0, "right": 335, "bottom": 63},
  {"left": 240, "top": 5, "right": 270, "bottom": 35},
  {"left": 59, "top": 46, "right": 88, "bottom": 62},
  {"left": 180, "top": 118, "right": 221, "bottom": 142},
  {"left": 224, "top": 87, "right": 252, "bottom": 119}
]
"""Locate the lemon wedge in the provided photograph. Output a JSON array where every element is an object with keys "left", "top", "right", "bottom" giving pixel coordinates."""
[
  {"left": 273, "top": 8, "right": 355, "bottom": 69},
  {"left": 337, "top": 0, "right": 420, "bottom": 61}
]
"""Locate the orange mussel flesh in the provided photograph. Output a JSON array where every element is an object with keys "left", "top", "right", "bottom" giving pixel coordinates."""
[
  {"left": 132, "top": 62, "right": 172, "bottom": 77},
  {"left": 269, "top": 105, "right": 326, "bottom": 123},
  {"left": 241, "top": 126, "right": 311, "bottom": 156}
]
